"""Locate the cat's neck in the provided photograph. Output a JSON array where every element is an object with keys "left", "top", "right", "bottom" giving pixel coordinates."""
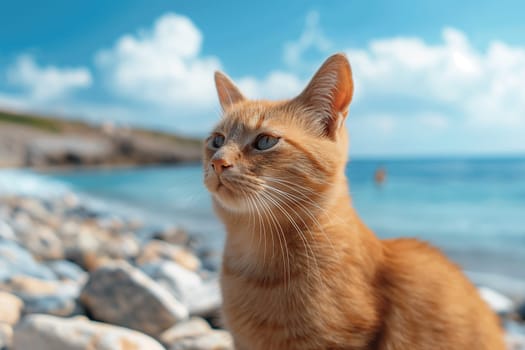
[{"left": 219, "top": 178, "right": 382, "bottom": 282}]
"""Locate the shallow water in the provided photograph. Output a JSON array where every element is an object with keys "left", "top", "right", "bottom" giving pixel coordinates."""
[{"left": 2, "top": 157, "right": 525, "bottom": 283}]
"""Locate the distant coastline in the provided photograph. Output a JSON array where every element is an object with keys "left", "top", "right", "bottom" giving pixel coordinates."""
[{"left": 0, "top": 109, "right": 203, "bottom": 170}]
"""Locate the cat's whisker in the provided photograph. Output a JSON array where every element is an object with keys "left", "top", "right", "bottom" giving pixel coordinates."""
[
  {"left": 257, "top": 192, "right": 295, "bottom": 291},
  {"left": 259, "top": 182, "right": 340, "bottom": 280},
  {"left": 262, "top": 176, "right": 348, "bottom": 229},
  {"left": 254, "top": 191, "right": 280, "bottom": 276},
  {"left": 261, "top": 184, "right": 339, "bottom": 261},
  {"left": 259, "top": 190, "right": 321, "bottom": 287},
  {"left": 266, "top": 197, "right": 291, "bottom": 292}
]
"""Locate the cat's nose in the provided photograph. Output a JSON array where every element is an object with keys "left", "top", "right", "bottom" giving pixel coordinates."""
[{"left": 211, "top": 158, "right": 233, "bottom": 175}]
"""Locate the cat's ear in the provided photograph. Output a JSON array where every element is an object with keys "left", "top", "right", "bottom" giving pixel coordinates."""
[
  {"left": 293, "top": 53, "right": 354, "bottom": 138},
  {"left": 214, "top": 71, "right": 245, "bottom": 111}
]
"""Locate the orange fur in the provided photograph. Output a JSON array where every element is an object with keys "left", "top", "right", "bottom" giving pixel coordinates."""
[{"left": 203, "top": 53, "right": 505, "bottom": 349}]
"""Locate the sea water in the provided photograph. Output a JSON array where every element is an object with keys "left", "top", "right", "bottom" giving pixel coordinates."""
[{"left": 1, "top": 157, "right": 524, "bottom": 285}]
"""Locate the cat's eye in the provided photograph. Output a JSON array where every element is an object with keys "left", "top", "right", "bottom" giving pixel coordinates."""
[
  {"left": 210, "top": 134, "right": 225, "bottom": 149},
  {"left": 254, "top": 134, "right": 279, "bottom": 151}
]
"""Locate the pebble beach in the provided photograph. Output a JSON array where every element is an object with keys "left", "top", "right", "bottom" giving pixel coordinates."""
[{"left": 0, "top": 190, "right": 524, "bottom": 349}]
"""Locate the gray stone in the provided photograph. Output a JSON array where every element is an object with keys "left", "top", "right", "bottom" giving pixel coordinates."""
[
  {"left": 199, "top": 249, "right": 222, "bottom": 272},
  {"left": 185, "top": 278, "right": 222, "bottom": 318},
  {"left": 517, "top": 301, "right": 525, "bottom": 322},
  {"left": 160, "top": 317, "right": 211, "bottom": 347},
  {"left": 80, "top": 261, "right": 188, "bottom": 338},
  {"left": 16, "top": 224, "right": 64, "bottom": 261},
  {"left": 507, "top": 334, "right": 525, "bottom": 350},
  {"left": 169, "top": 330, "right": 234, "bottom": 350},
  {"left": 0, "top": 221, "right": 15, "bottom": 241},
  {"left": 141, "top": 261, "right": 222, "bottom": 318},
  {"left": 59, "top": 221, "right": 139, "bottom": 266},
  {"left": 0, "top": 323, "right": 13, "bottom": 350},
  {"left": 0, "top": 292, "right": 24, "bottom": 325},
  {"left": 0, "top": 240, "right": 56, "bottom": 281},
  {"left": 13, "top": 314, "right": 165, "bottom": 350},
  {"left": 141, "top": 261, "right": 202, "bottom": 301},
  {"left": 478, "top": 286, "right": 514, "bottom": 315},
  {"left": 45, "top": 260, "right": 87, "bottom": 282},
  {"left": 153, "top": 227, "right": 189, "bottom": 246},
  {"left": 505, "top": 320, "right": 525, "bottom": 350},
  {"left": 0, "top": 275, "right": 81, "bottom": 317},
  {"left": 137, "top": 239, "right": 201, "bottom": 271}
]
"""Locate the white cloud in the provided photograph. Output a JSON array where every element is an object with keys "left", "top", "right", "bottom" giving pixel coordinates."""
[
  {"left": 94, "top": 12, "right": 309, "bottom": 115},
  {"left": 347, "top": 28, "right": 525, "bottom": 127},
  {"left": 283, "top": 11, "right": 331, "bottom": 68},
  {"left": 2, "top": 10, "right": 524, "bottom": 155},
  {"left": 96, "top": 13, "right": 221, "bottom": 109},
  {"left": 237, "top": 71, "right": 304, "bottom": 100},
  {"left": 7, "top": 55, "right": 92, "bottom": 101},
  {"left": 235, "top": 11, "right": 332, "bottom": 100}
]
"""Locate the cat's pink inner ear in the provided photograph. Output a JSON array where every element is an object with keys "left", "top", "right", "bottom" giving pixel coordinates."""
[
  {"left": 214, "top": 71, "right": 245, "bottom": 111},
  {"left": 294, "top": 53, "right": 354, "bottom": 136}
]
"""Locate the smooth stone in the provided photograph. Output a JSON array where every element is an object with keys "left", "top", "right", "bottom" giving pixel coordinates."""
[
  {"left": 141, "top": 261, "right": 202, "bottom": 301},
  {"left": 169, "top": 330, "right": 234, "bottom": 350},
  {"left": 60, "top": 221, "right": 139, "bottom": 264},
  {"left": 98, "top": 233, "right": 140, "bottom": 260},
  {"left": 80, "top": 261, "right": 188, "bottom": 338},
  {"left": 14, "top": 198, "right": 50, "bottom": 223},
  {"left": 517, "top": 301, "right": 525, "bottom": 321},
  {"left": 13, "top": 314, "right": 165, "bottom": 350},
  {"left": 0, "top": 292, "right": 24, "bottom": 325},
  {"left": 62, "top": 193, "right": 80, "bottom": 209},
  {"left": 0, "top": 323, "right": 13, "bottom": 350},
  {"left": 0, "top": 240, "right": 56, "bottom": 281},
  {"left": 160, "top": 317, "right": 211, "bottom": 347},
  {"left": 0, "top": 276, "right": 81, "bottom": 317},
  {"left": 45, "top": 260, "right": 87, "bottom": 282},
  {"left": 16, "top": 224, "right": 64, "bottom": 261},
  {"left": 505, "top": 320, "right": 525, "bottom": 350},
  {"left": 153, "top": 227, "right": 189, "bottom": 246},
  {"left": 0, "top": 221, "right": 15, "bottom": 241},
  {"left": 199, "top": 249, "right": 222, "bottom": 272},
  {"left": 506, "top": 334, "right": 525, "bottom": 350},
  {"left": 185, "top": 278, "right": 222, "bottom": 318},
  {"left": 141, "top": 261, "right": 222, "bottom": 318},
  {"left": 137, "top": 240, "right": 201, "bottom": 272},
  {"left": 478, "top": 286, "right": 514, "bottom": 315}
]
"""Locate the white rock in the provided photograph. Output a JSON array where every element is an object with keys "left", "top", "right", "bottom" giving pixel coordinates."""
[
  {"left": 160, "top": 317, "right": 211, "bottom": 347},
  {"left": 478, "top": 286, "right": 514, "bottom": 314},
  {"left": 141, "top": 261, "right": 222, "bottom": 317},
  {"left": 169, "top": 330, "right": 234, "bottom": 350},
  {"left": 80, "top": 261, "right": 188, "bottom": 337},
  {"left": 137, "top": 240, "right": 201, "bottom": 271},
  {"left": 13, "top": 314, "right": 165, "bottom": 350},
  {"left": 0, "top": 323, "right": 13, "bottom": 349},
  {"left": 0, "top": 220, "right": 15, "bottom": 241},
  {"left": 141, "top": 261, "right": 202, "bottom": 301},
  {"left": 0, "top": 291, "right": 24, "bottom": 325},
  {"left": 1, "top": 275, "right": 81, "bottom": 317},
  {"left": 507, "top": 334, "right": 525, "bottom": 350}
]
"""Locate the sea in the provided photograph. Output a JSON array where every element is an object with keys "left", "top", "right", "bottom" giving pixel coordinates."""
[{"left": 1, "top": 157, "right": 524, "bottom": 295}]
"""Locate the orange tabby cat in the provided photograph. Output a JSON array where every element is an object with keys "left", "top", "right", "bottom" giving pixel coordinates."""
[{"left": 203, "top": 53, "right": 505, "bottom": 350}]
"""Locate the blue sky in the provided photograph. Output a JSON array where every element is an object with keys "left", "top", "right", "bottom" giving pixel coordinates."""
[{"left": 1, "top": 0, "right": 525, "bottom": 157}]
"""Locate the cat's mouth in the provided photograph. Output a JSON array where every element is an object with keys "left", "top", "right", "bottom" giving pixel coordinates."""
[{"left": 205, "top": 172, "right": 263, "bottom": 212}]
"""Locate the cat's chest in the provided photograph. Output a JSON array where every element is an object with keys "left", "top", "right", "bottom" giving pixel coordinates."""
[{"left": 220, "top": 273, "right": 331, "bottom": 349}]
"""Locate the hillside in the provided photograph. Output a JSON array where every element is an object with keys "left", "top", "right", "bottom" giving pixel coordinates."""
[{"left": 0, "top": 109, "right": 203, "bottom": 169}]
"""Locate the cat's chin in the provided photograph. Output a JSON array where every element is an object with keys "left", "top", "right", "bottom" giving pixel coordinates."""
[{"left": 212, "top": 189, "right": 251, "bottom": 214}]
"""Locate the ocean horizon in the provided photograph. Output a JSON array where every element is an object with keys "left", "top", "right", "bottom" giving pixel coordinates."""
[{"left": 1, "top": 156, "right": 524, "bottom": 293}]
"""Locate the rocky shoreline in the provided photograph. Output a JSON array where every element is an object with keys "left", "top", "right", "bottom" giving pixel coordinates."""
[
  {"left": 0, "top": 109, "right": 202, "bottom": 169},
  {"left": 0, "top": 192, "right": 524, "bottom": 349}
]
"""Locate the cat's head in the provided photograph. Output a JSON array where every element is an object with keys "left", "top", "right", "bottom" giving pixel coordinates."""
[{"left": 203, "top": 53, "right": 353, "bottom": 213}]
